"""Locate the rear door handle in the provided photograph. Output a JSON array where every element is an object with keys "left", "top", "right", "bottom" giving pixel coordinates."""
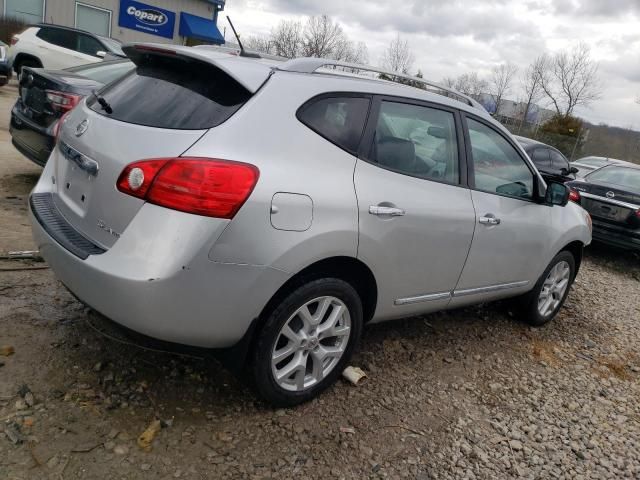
[
  {"left": 369, "top": 205, "right": 405, "bottom": 216},
  {"left": 479, "top": 214, "right": 500, "bottom": 225}
]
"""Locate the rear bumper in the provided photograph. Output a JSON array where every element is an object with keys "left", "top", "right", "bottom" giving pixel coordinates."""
[
  {"left": 591, "top": 219, "right": 640, "bottom": 251},
  {"left": 29, "top": 194, "right": 289, "bottom": 348},
  {"left": 10, "top": 101, "right": 54, "bottom": 166}
]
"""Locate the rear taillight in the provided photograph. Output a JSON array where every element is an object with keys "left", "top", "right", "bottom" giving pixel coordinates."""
[
  {"left": 52, "top": 110, "right": 72, "bottom": 144},
  {"left": 117, "top": 158, "right": 259, "bottom": 219},
  {"left": 568, "top": 188, "right": 581, "bottom": 203},
  {"left": 46, "top": 90, "right": 83, "bottom": 113},
  {"left": 635, "top": 209, "right": 640, "bottom": 219},
  {"left": 10, "top": 35, "right": 19, "bottom": 46}
]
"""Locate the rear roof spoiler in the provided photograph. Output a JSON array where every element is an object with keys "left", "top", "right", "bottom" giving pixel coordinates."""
[{"left": 122, "top": 43, "right": 275, "bottom": 93}]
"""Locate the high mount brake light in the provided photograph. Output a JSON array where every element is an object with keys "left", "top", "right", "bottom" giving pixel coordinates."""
[
  {"left": 134, "top": 45, "right": 177, "bottom": 55},
  {"left": 117, "top": 158, "right": 259, "bottom": 219}
]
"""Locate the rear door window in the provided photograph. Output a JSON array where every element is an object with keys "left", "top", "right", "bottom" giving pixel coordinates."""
[
  {"left": 297, "top": 96, "right": 370, "bottom": 155},
  {"left": 88, "top": 55, "right": 251, "bottom": 130},
  {"left": 367, "top": 100, "right": 460, "bottom": 184}
]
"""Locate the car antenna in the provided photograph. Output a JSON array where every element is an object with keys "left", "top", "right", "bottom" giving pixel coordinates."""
[{"left": 226, "top": 16, "right": 261, "bottom": 58}]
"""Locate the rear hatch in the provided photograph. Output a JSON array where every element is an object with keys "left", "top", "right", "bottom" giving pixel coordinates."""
[{"left": 51, "top": 45, "right": 272, "bottom": 248}]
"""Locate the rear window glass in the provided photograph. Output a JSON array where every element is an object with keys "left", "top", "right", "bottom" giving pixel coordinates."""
[
  {"left": 586, "top": 166, "right": 640, "bottom": 194},
  {"left": 297, "top": 96, "right": 370, "bottom": 154},
  {"left": 66, "top": 61, "right": 134, "bottom": 85},
  {"left": 88, "top": 55, "right": 251, "bottom": 130}
]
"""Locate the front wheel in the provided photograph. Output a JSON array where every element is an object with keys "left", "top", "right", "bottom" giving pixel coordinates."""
[
  {"left": 251, "top": 278, "right": 363, "bottom": 407},
  {"left": 518, "top": 251, "right": 576, "bottom": 326}
]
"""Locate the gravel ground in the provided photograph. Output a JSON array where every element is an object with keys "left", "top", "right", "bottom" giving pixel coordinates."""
[{"left": 1, "top": 82, "right": 639, "bottom": 479}]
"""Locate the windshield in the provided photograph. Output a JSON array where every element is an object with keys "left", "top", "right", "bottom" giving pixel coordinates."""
[
  {"left": 98, "top": 36, "right": 124, "bottom": 56},
  {"left": 587, "top": 166, "right": 640, "bottom": 194},
  {"left": 65, "top": 60, "right": 134, "bottom": 84}
]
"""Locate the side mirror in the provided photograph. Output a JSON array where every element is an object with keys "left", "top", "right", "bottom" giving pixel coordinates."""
[
  {"left": 96, "top": 50, "right": 106, "bottom": 58},
  {"left": 569, "top": 166, "right": 579, "bottom": 174},
  {"left": 545, "top": 182, "right": 570, "bottom": 206}
]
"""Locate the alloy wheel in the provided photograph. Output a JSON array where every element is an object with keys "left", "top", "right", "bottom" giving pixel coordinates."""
[
  {"left": 537, "top": 260, "right": 571, "bottom": 317},
  {"left": 271, "top": 296, "right": 351, "bottom": 392}
]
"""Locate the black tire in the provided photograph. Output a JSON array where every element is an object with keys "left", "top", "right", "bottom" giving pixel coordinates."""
[
  {"left": 251, "top": 278, "right": 363, "bottom": 407},
  {"left": 517, "top": 251, "right": 576, "bottom": 326}
]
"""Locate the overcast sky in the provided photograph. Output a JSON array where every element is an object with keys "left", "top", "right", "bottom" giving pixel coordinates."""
[{"left": 222, "top": 0, "right": 640, "bottom": 129}]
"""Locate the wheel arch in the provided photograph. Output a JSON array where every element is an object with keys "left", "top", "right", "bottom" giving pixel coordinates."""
[
  {"left": 215, "top": 256, "right": 378, "bottom": 372},
  {"left": 13, "top": 53, "right": 42, "bottom": 73},
  {"left": 261, "top": 256, "right": 378, "bottom": 325},
  {"left": 559, "top": 240, "right": 584, "bottom": 278}
]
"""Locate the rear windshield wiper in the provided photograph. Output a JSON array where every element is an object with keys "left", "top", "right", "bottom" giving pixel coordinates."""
[{"left": 91, "top": 90, "right": 113, "bottom": 115}]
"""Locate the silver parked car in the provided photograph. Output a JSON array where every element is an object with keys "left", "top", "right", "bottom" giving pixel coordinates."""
[{"left": 29, "top": 45, "right": 592, "bottom": 405}]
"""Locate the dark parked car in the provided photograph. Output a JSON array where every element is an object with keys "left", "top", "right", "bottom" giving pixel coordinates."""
[
  {"left": 570, "top": 156, "right": 630, "bottom": 178},
  {"left": 567, "top": 164, "right": 640, "bottom": 251},
  {"left": 0, "top": 40, "right": 12, "bottom": 86},
  {"left": 515, "top": 135, "right": 578, "bottom": 183},
  {"left": 10, "top": 59, "right": 133, "bottom": 166}
]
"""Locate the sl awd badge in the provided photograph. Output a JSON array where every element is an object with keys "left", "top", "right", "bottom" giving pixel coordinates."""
[{"left": 75, "top": 119, "right": 89, "bottom": 137}]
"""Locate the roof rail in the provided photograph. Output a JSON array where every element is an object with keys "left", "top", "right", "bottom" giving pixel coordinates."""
[{"left": 276, "top": 58, "right": 484, "bottom": 110}]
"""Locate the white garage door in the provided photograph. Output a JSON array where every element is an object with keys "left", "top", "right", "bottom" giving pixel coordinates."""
[
  {"left": 75, "top": 3, "right": 112, "bottom": 37},
  {"left": 5, "top": 0, "right": 44, "bottom": 23}
]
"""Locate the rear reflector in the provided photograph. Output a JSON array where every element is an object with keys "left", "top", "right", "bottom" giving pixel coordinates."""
[
  {"left": 117, "top": 158, "right": 259, "bottom": 219},
  {"left": 46, "top": 90, "right": 83, "bottom": 113},
  {"left": 52, "top": 110, "right": 73, "bottom": 144},
  {"left": 568, "top": 188, "right": 581, "bottom": 203}
]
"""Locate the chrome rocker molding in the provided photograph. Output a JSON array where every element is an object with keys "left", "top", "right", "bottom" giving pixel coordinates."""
[
  {"left": 452, "top": 280, "right": 530, "bottom": 298},
  {"left": 394, "top": 291, "right": 451, "bottom": 306},
  {"left": 394, "top": 281, "right": 530, "bottom": 306}
]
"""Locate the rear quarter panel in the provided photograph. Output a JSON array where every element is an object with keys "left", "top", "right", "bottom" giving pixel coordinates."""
[{"left": 183, "top": 73, "right": 361, "bottom": 274}]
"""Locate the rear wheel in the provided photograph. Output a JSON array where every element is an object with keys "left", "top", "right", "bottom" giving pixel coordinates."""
[
  {"left": 518, "top": 251, "right": 576, "bottom": 326},
  {"left": 251, "top": 278, "right": 362, "bottom": 407}
]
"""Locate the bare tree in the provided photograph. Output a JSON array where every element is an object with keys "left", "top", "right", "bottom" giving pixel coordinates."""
[
  {"left": 441, "top": 77, "right": 456, "bottom": 88},
  {"left": 270, "top": 20, "right": 303, "bottom": 58},
  {"left": 302, "top": 15, "right": 347, "bottom": 58},
  {"left": 537, "top": 43, "right": 602, "bottom": 117},
  {"left": 345, "top": 41, "right": 369, "bottom": 64},
  {"left": 520, "top": 56, "right": 546, "bottom": 124},
  {"left": 243, "top": 35, "right": 274, "bottom": 55},
  {"left": 453, "top": 72, "right": 488, "bottom": 97},
  {"left": 490, "top": 62, "right": 518, "bottom": 115},
  {"left": 381, "top": 34, "right": 415, "bottom": 74}
]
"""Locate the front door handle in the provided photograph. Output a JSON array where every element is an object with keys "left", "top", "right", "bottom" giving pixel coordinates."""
[
  {"left": 479, "top": 214, "right": 501, "bottom": 225},
  {"left": 369, "top": 205, "right": 405, "bottom": 216}
]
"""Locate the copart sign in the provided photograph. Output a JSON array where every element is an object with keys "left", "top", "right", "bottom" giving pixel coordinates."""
[{"left": 119, "top": 0, "right": 176, "bottom": 39}]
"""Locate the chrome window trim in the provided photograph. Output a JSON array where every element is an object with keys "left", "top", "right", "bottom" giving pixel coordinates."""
[{"left": 453, "top": 280, "right": 529, "bottom": 298}]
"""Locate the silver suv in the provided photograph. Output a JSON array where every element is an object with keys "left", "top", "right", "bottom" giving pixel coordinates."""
[{"left": 29, "top": 45, "right": 592, "bottom": 406}]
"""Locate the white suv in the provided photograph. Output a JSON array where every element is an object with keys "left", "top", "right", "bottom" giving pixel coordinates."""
[
  {"left": 29, "top": 46, "right": 592, "bottom": 406},
  {"left": 9, "top": 24, "right": 125, "bottom": 74}
]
